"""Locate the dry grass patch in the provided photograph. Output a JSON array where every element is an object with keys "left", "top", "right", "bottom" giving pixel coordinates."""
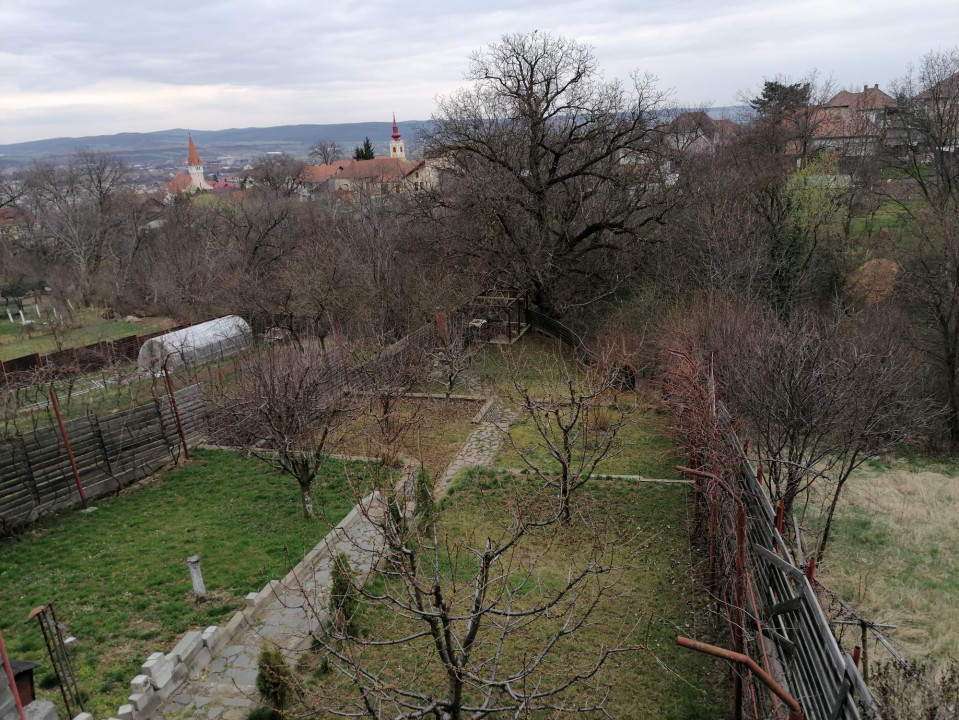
[
  {"left": 812, "top": 460, "right": 959, "bottom": 659},
  {"left": 336, "top": 396, "right": 479, "bottom": 473}
]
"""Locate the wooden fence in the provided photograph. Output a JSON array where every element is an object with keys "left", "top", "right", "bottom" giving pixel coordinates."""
[
  {"left": 0, "top": 325, "right": 189, "bottom": 386},
  {"left": 0, "top": 384, "right": 205, "bottom": 533}
]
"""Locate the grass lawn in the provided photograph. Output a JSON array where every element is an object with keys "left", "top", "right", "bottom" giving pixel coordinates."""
[
  {"left": 472, "top": 334, "right": 584, "bottom": 396},
  {"left": 496, "top": 408, "right": 682, "bottom": 479},
  {"left": 811, "top": 456, "right": 959, "bottom": 660},
  {"left": 297, "top": 472, "right": 730, "bottom": 719},
  {"left": 0, "top": 306, "right": 173, "bottom": 362},
  {"left": 337, "top": 396, "right": 479, "bottom": 475},
  {"left": 0, "top": 449, "right": 365, "bottom": 717}
]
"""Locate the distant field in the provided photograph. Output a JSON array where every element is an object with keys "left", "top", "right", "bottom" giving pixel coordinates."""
[
  {"left": 812, "top": 456, "right": 959, "bottom": 660},
  {"left": 0, "top": 305, "right": 173, "bottom": 361}
]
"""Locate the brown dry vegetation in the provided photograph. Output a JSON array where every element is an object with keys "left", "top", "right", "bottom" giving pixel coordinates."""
[{"left": 812, "top": 461, "right": 959, "bottom": 659}]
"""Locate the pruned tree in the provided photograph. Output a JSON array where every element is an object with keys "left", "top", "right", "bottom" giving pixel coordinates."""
[
  {"left": 421, "top": 31, "right": 674, "bottom": 317},
  {"left": 310, "top": 140, "right": 342, "bottom": 166},
  {"left": 216, "top": 341, "right": 354, "bottom": 518},
  {"left": 505, "top": 347, "right": 631, "bottom": 523},
  {"left": 430, "top": 313, "right": 481, "bottom": 400},
  {"left": 304, "top": 459, "right": 636, "bottom": 719}
]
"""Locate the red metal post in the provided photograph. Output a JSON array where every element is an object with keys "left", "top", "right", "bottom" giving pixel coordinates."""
[
  {"left": 805, "top": 556, "right": 816, "bottom": 584},
  {"left": 0, "top": 630, "right": 27, "bottom": 720},
  {"left": 49, "top": 385, "right": 86, "bottom": 508},
  {"left": 163, "top": 357, "right": 190, "bottom": 461},
  {"left": 677, "top": 636, "right": 804, "bottom": 720},
  {"left": 852, "top": 646, "right": 861, "bottom": 667}
]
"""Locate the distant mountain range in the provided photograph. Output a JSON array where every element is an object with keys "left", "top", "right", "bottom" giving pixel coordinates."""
[
  {"left": 0, "top": 122, "right": 433, "bottom": 166},
  {"left": 0, "top": 108, "right": 747, "bottom": 167}
]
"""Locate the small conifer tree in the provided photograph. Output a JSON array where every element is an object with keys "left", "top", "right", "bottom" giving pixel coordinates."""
[{"left": 353, "top": 137, "right": 375, "bottom": 161}]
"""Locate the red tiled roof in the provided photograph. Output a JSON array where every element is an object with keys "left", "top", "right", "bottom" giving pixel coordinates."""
[
  {"left": 826, "top": 86, "right": 896, "bottom": 111},
  {"left": 167, "top": 173, "right": 194, "bottom": 193},
  {"left": 335, "top": 157, "right": 423, "bottom": 183},
  {"left": 300, "top": 164, "right": 345, "bottom": 183},
  {"left": 919, "top": 71, "right": 959, "bottom": 100}
]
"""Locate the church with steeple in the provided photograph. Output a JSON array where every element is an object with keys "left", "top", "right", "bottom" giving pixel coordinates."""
[
  {"left": 390, "top": 115, "right": 406, "bottom": 159},
  {"left": 167, "top": 136, "right": 213, "bottom": 194}
]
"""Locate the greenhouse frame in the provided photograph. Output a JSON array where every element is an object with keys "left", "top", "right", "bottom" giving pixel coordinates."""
[{"left": 137, "top": 315, "right": 252, "bottom": 373}]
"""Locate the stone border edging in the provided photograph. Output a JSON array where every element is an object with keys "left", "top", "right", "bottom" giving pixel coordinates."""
[{"left": 106, "top": 488, "right": 378, "bottom": 720}]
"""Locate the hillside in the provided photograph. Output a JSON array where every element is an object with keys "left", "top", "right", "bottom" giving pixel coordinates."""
[{"left": 0, "top": 121, "right": 433, "bottom": 165}]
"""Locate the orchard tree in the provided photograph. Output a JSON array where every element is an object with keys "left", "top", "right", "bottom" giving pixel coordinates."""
[{"left": 421, "top": 31, "right": 674, "bottom": 317}]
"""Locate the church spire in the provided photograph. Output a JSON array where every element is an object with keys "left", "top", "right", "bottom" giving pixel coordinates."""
[
  {"left": 188, "top": 136, "right": 202, "bottom": 167},
  {"left": 390, "top": 115, "right": 406, "bottom": 159}
]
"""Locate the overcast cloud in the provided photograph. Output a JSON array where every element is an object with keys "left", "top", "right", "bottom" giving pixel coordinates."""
[{"left": 2, "top": 0, "right": 958, "bottom": 144}]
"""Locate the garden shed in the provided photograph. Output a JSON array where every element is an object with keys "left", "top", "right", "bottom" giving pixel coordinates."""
[{"left": 137, "top": 315, "right": 252, "bottom": 373}]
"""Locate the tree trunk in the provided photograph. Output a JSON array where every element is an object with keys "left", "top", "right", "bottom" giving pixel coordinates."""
[{"left": 300, "top": 481, "right": 315, "bottom": 519}]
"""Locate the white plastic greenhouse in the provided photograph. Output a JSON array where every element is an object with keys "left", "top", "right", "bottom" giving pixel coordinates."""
[{"left": 137, "top": 315, "right": 253, "bottom": 373}]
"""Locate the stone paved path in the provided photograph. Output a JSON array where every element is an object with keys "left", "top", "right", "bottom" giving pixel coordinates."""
[
  {"left": 154, "top": 505, "right": 385, "bottom": 720},
  {"left": 434, "top": 401, "right": 517, "bottom": 496}
]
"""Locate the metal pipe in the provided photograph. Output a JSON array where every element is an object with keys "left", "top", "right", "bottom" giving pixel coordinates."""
[
  {"left": 49, "top": 384, "right": 86, "bottom": 508},
  {"left": 0, "top": 630, "right": 27, "bottom": 720},
  {"left": 676, "top": 636, "right": 805, "bottom": 720}
]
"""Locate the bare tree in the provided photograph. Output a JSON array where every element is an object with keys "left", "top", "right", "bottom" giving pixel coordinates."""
[
  {"left": 305, "top": 461, "right": 636, "bottom": 719},
  {"left": 216, "top": 341, "right": 354, "bottom": 518},
  {"left": 681, "top": 297, "right": 932, "bottom": 557},
  {"left": 505, "top": 348, "right": 631, "bottom": 523},
  {"left": 19, "top": 150, "right": 129, "bottom": 304},
  {"left": 888, "top": 47, "right": 959, "bottom": 212},
  {"left": 430, "top": 313, "right": 481, "bottom": 400},
  {"left": 421, "top": 31, "right": 674, "bottom": 317},
  {"left": 309, "top": 140, "right": 342, "bottom": 165},
  {"left": 247, "top": 152, "right": 307, "bottom": 198}
]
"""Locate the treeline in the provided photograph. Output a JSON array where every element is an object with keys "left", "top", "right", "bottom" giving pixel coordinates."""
[{"left": 2, "top": 36, "right": 959, "bottom": 452}]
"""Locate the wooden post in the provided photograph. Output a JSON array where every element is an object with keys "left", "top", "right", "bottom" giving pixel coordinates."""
[
  {"left": 50, "top": 384, "right": 87, "bottom": 508},
  {"left": 163, "top": 360, "right": 190, "bottom": 461}
]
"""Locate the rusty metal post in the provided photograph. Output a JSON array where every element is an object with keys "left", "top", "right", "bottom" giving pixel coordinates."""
[
  {"left": 861, "top": 621, "right": 869, "bottom": 683},
  {"left": 733, "top": 501, "right": 748, "bottom": 720},
  {"left": 163, "top": 358, "right": 190, "bottom": 461},
  {"left": 49, "top": 384, "right": 86, "bottom": 508},
  {"left": 676, "top": 636, "right": 804, "bottom": 720},
  {"left": 0, "top": 630, "right": 27, "bottom": 720},
  {"left": 805, "top": 556, "right": 816, "bottom": 584}
]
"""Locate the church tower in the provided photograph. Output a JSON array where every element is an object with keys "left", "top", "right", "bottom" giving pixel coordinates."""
[
  {"left": 389, "top": 115, "right": 406, "bottom": 159},
  {"left": 187, "top": 136, "right": 206, "bottom": 186}
]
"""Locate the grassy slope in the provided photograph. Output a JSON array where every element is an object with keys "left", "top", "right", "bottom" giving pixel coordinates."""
[
  {"left": 301, "top": 473, "right": 729, "bottom": 720},
  {"left": 0, "top": 449, "right": 361, "bottom": 717},
  {"left": 812, "top": 457, "right": 959, "bottom": 659},
  {"left": 0, "top": 307, "right": 173, "bottom": 362}
]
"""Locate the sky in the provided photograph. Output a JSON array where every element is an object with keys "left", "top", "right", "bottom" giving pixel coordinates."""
[{"left": 2, "top": 0, "right": 959, "bottom": 145}]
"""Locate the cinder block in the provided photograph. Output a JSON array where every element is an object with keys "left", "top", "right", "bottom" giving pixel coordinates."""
[
  {"left": 141, "top": 652, "right": 173, "bottom": 688},
  {"left": 127, "top": 688, "right": 159, "bottom": 718},
  {"left": 169, "top": 630, "right": 204, "bottom": 667},
  {"left": 24, "top": 701, "right": 58, "bottom": 720},
  {"left": 155, "top": 663, "right": 188, "bottom": 702},
  {"left": 130, "top": 675, "right": 151, "bottom": 694},
  {"left": 201, "top": 626, "right": 226, "bottom": 657},
  {"left": 117, "top": 704, "right": 135, "bottom": 720},
  {"left": 188, "top": 646, "right": 212, "bottom": 676},
  {"left": 224, "top": 610, "right": 249, "bottom": 641},
  {"left": 74, "top": 713, "right": 94, "bottom": 720}
]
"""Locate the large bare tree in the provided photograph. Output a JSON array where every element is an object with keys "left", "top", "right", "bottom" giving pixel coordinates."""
[{"left": 421, "top": 31, "right": 674, "bottom": 317}]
